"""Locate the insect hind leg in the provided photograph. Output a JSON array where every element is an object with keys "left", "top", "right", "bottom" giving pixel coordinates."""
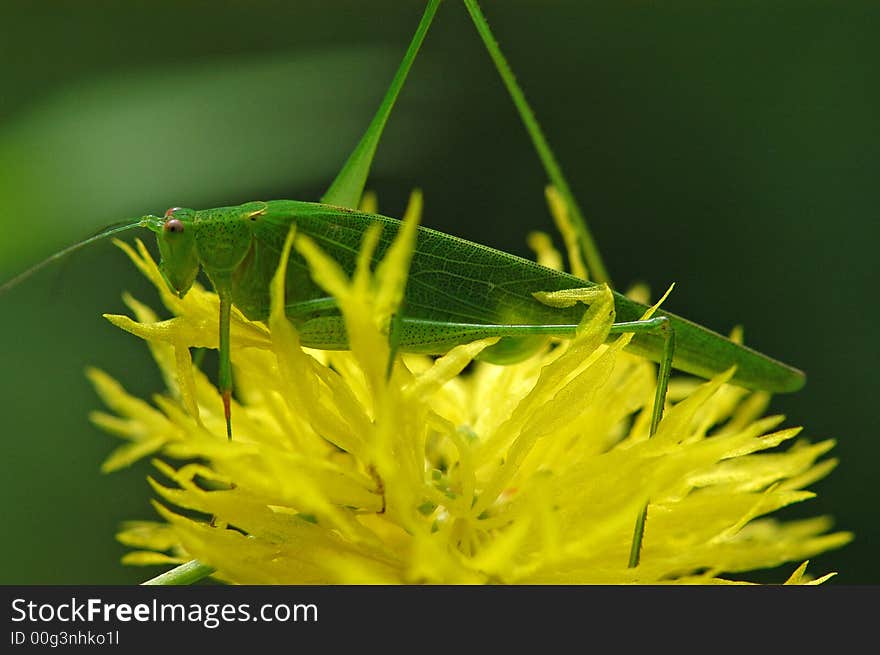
[
  {"left": 609, "top": 316, "right": 676, "bottom": 569},
  {"left": 609, "top": 317, "right": 675, "bottom": 438}
]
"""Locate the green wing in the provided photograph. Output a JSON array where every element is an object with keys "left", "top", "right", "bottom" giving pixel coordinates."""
[{"left": 238, "top": 200, "right": 805, "bottom": 393}]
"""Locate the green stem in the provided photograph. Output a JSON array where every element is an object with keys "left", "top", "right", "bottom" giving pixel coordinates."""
[
  {"left": 322, "top": 0, "right": 442, "bottom": 209},
  {"left": 463, "top": 0, "right": 611, "bottom": 285},
  {"left": 141, "top": 560, "right": 216, "bottom": 586}
]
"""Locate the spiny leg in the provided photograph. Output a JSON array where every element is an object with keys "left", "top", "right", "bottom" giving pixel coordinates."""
[
  {"left": 224, "top": 294, "right": 361, "bottom": 437},
  {"left": 609, "top": 318, "right": 675, "bottom": 438},
  {"left": 609, "top": 317, "right": 676, "bottom": 568},
  {"left": 217, "top": 287, "right": 234, "bottom": 440}
]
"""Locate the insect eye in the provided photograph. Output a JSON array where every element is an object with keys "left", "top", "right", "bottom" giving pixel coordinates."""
[{"left": 164, "top": 218, "right": 185, "bottom": 234}]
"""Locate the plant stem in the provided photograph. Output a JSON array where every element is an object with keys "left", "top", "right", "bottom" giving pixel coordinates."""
[
  {"left": 463, "top": 0, "right": 611, "bottom": 285},
  {"left": 141, "top": 559, "right": 216, "bottom": 586}
]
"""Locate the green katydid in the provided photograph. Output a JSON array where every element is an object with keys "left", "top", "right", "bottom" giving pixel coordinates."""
[{"left": 0, "top": 1, "right": 804, "bottom": 574}]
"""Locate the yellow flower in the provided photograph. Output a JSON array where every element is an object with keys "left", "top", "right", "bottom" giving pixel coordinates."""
[{"left": 91, "top": 192, "right": 851, "bottom": 584}]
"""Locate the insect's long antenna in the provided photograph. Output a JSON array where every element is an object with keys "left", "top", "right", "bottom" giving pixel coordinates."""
[{"left": 0, "top": 216, "right": 160, "bottom": 296}]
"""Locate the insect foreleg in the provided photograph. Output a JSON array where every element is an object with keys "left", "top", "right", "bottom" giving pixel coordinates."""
[
  {"left": 216, "top": 280, "right": 234, "bottom": 440},
  {"left": 608, "top": 316, "right": 676, "bottom": 569}
]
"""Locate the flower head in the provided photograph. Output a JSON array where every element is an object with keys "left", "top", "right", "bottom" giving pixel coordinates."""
[{"left": 92, "top": 192, "right": 851, "bottom": 584}]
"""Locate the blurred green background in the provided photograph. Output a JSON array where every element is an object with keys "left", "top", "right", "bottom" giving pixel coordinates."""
[{"left": 1, "top": 0, "right": 876, "bottom": 584}]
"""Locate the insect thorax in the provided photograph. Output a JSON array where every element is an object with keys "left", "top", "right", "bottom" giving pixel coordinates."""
[{"left": 193, "top": 205, "right": 260, "bottom": 273}]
